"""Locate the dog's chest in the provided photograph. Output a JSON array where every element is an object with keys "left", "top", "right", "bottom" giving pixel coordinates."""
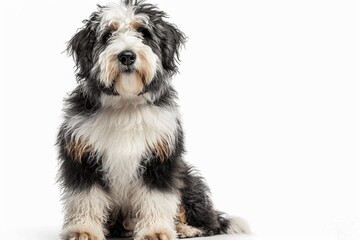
[{"left": 70, "top": 103, "right": 178, "bottom": 199}]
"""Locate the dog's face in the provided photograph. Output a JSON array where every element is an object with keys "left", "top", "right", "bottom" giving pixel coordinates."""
[{"left": 67, "top": 0, "right": 185, "bottom": 97}]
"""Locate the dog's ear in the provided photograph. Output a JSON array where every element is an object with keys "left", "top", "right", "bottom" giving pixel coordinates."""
[
  {"left": 156, "top": 21, "right": 186, "bottom": 75},
  {"left": 67, "top": 14, "right": 98, "bottom": 81}
]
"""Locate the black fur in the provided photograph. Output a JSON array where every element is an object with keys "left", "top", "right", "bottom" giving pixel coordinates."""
[
  {"left": 107, "top": 213, "right": 133, "bottom": 238},
  {"left": 139, "top": 124, "right": 231, "bottom": 236},
  {"left": 67, "top": 10, "right": 119, "bottom": 96},
  {"left": 67, "top": 12, "right": 99, "bottom": 82},
  {"left": 181, "top": 172, "right": 230, "bottom": 236},
  {"left": 62, "top": 86, "right": 101, "bottom": 117},
  {"left": 134, "top": 3, "right": 186, "bottom": 75},
  {"left": 150, "top": 85, "right": 178, "bottom": 108},
  {"left": 57, "top": 127, "right": 108, "bottom": 192},
  {"left": 139, "top": 126, "right": 185, "bottom": 192},
  {"left": 66, "top": 1, "right": 185, "bottom": 100}
]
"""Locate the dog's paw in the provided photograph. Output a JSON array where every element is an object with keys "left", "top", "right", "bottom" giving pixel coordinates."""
[
  {"left": 61, "top": 224, "right": 105, "bottom": 240},
  {"left": 136, "top": 229, "right": 176, "bottom": 240},
  {"left": 62, "top": 231, "right": 103, "bottom": 240},
  {"left": 176, "top": 224, "right": 203, "bottom": 238}
]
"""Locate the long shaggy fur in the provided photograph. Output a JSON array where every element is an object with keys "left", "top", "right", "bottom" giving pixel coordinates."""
[{"left": 57, "top": 1, "right": 249, "bottom": 240}]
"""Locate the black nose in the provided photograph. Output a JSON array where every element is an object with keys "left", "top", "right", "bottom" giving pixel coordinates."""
[{"left": 118, "top": 50, "right": 136, "bottom": 66}]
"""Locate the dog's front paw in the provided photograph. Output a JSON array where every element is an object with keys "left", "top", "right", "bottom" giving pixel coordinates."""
[
  {"left": 62, "top": 227, "right": 104, "bottom": 240},
  {"left": 65, "top": 232, "right": 100, "bottom": 240},
  {"left": 136, "top": 228, "right": 176, "bottom": 240}
]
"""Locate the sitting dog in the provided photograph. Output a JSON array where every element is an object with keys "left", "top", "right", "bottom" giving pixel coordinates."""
[{"left": 57, "top": 1, "right": 249, "bottom": 239}]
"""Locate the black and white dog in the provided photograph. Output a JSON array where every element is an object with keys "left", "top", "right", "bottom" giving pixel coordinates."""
[{"left": 57, "top": 1, "right": 249, "bottom": 239}]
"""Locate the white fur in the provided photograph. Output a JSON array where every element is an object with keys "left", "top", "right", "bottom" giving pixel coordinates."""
[
  {"left": 100, "top": 2, "right": 135, "bottom": 28},
  {"left": 99, "top": 2, "right": 148, "bottom": 31},
  {"left": 131, "top": 187, "right": 180, "bottom": 240},
  {"left": 61, "top": 185, "right": 112, "bottom": 240},
  {"left": 94, "top": 2, "right": 160, "bottom": 94},
  {"left": 66, "top": 94, "right": 179, "bottom": 206},
  {"left": 96, "top": 31, "right": 160, "bottom": 88},
  {"left": 64, "top": 94, "right": 180, "bottom": 239},
  {"left": 227, "top": 216, "right": 251, "bottom": 234}
]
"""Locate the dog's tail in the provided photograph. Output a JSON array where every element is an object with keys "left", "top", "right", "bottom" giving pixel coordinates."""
[{"left": 217, "top": 212, "right": 251, "bottom": 235}]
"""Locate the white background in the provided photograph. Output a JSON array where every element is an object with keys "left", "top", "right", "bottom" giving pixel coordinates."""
[{"left": 0, "top": 0, "right": 358, "bottom": 240}]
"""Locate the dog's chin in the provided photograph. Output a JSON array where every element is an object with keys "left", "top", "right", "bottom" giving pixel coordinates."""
[{"left": 114, "top": 72, "right": 144, "bottom": 96}]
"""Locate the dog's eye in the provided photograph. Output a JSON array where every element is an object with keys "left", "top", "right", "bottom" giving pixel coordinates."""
[
  {"left": 101, "top": 31, "right": 113, "bottom": 43},
  {"left": 137, "top": 27, "right": 151, "bottom": 39}
]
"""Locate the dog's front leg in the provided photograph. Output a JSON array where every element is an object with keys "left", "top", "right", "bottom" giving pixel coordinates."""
[
  {"left": 132, "top": 188, "right": 180, "bottom": 240},
  {"left": 61, "top": 186, "right": 111, "bottom": 240}
]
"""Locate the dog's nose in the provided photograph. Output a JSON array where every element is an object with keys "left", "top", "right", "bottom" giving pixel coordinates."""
[{"left": 118, "top": 51, "right": 136, "bottom": 66}]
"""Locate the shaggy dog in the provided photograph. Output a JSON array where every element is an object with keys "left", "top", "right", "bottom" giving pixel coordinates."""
[{"left": 57, "top": 1, "right": 249, "bottom": 239}]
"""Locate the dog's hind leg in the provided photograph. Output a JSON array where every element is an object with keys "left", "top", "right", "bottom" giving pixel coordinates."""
[{"left": 181, "top": 172, "right": 250, "bottom": 236}]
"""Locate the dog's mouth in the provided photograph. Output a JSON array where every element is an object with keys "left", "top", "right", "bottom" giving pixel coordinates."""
[
  {"left": 121, "top": 66, "right": 135, "bottom": 74},
  {"left": 111, "top": 64, "right": 145, "bottom": 95}
]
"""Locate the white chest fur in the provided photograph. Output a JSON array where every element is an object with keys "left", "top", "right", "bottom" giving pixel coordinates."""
[{"left": 67, "top": 95, "right": 179, "bottom": 204}]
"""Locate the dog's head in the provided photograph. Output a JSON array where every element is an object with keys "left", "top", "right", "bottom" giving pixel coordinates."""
[{"left": 67, "top": 0, "right": 185, "bottom": 97}]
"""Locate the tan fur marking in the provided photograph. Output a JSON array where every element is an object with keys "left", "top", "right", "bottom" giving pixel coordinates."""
[
  {"left": 114, "top": 73, "right": 122, "bottom": 94},
  {"left": 130, "top": 20, "right": 141, "bottom": 30},
  {"left": 153, "top": 139, "right": 170, "bottom": 162},
  {"left": 109, "top": 21, "right": 120, "bottom": 31},
  {"left": 176, "top": 207, "right": 204, "bottom": 238},
  {"left": 66, "top": 139, "right": 93, "bottom": 162},
  {"left": 137, "top": 51, "right": 155, "bottom": 85},
  {"left": 106, "top": 56, "right": 120, "bottom": 86},
  {"left": 134, "top": 73, "right": 145, "bottom": 93},
  {"left": 176, "top": 224, "right": 203, "bottom": 238},
  {"left": 114, "top": 73, "right": 144, "bottom": 95},
  {"left": 178, "top": 206, "right": 187, "bottom": 224}
]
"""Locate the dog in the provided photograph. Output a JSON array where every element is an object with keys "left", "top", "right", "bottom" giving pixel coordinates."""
[{"left": 57, "top": 1, "right": 250, "bottom": 239}]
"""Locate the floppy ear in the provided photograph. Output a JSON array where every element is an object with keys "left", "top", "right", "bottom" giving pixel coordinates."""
[
  {"left": 157, "top": 21, "right": 186, "bottom": 75},
  {"left": 67, "top": 18, "right": 97, "bottom": 81}
]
